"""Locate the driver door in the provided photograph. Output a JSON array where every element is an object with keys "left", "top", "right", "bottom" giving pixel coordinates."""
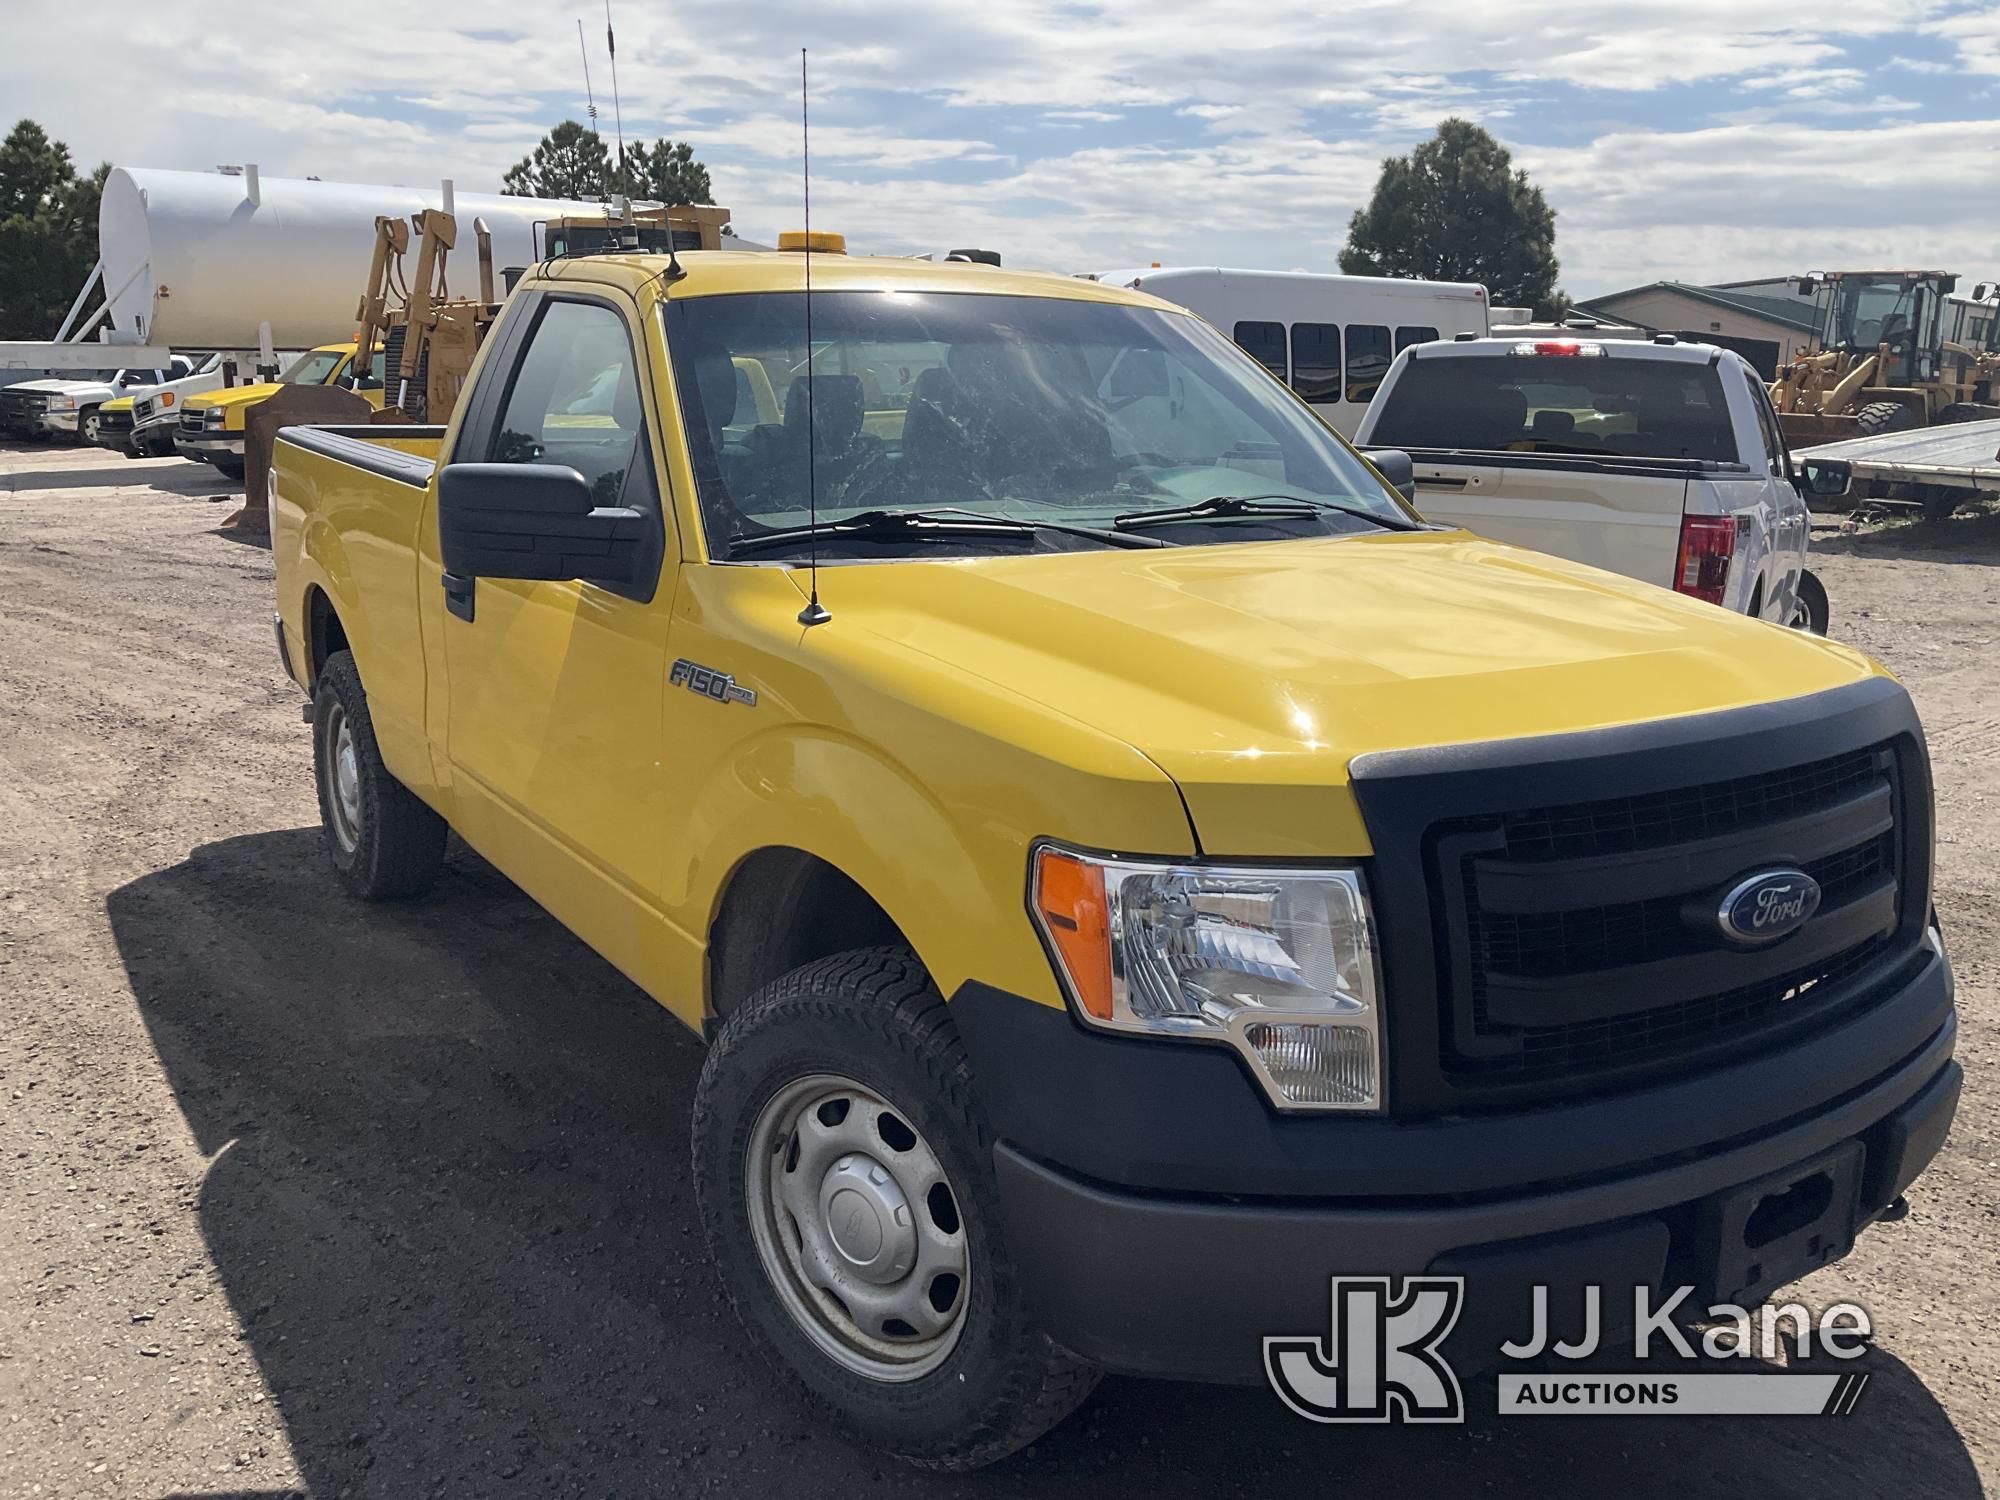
[{"left": 439, "top": 291, "right": 679, "bottom": 986}]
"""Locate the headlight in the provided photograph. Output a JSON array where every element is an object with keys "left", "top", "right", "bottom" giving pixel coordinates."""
[
  {"left": 1030, "top": 845, "right": 1383, "bottom": 1111},
  {"left": 47, "top": 394, "right": 76, "bottom": 410},
  {"left": 204, "top": 408, "right": 227, "bottom": 427}
]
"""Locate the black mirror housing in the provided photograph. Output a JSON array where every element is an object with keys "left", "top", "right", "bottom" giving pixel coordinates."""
[
  {"left": 438, "top": 462, "right": 645, "bottom": 584},
  {"left": 1796, "top": 458, "right": 1852, "bottom": 499},
  {"left": 1361, "top": 447, "right": 1418, "bottom": 505}
]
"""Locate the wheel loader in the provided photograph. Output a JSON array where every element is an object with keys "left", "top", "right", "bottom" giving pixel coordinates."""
[{"left": 1770, "top": 270, "right": 2000, "bottom": 445}]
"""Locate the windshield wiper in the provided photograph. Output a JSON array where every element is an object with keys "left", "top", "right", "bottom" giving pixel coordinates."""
[
  {"left": 727, "top": 506, "right": 1166, "bottom": 555},
  {"left": 1112, "top": 492, "right": 1422, "bottom": 533}
]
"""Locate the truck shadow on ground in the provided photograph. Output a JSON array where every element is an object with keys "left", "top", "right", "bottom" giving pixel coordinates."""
[
  {"left": 107, "top": 830, "right": 1984, "bottom": 1500},
  {"left": 0, "top": 458, "right": 240, "bottom": 497}
]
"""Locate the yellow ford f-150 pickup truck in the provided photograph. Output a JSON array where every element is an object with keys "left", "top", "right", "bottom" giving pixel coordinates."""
[{"left": 270, "top": 250, "right": 1959, "bottom": 1466}]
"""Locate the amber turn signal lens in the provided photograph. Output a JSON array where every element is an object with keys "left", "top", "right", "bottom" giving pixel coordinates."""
[{"left": 1032, "top": 848, "right": 1113, "bottom": 1020}]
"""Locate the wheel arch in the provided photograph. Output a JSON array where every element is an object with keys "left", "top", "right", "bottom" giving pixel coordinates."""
[{"left": 705, "top": 846, "right": 909, "bottom": 1027}]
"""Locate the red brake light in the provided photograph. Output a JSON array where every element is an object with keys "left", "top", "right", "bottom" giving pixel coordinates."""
[
  {"left": 1675, "top": 515, "right": 1737, "bottom": 605},
  {"left": 1511, "top": 339, "right": 1605, "bottom": 357}
]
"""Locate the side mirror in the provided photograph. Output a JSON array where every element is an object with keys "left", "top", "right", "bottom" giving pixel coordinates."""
[
  {"left": 1796, "top": 458, "right": 1852, "bottom": 499},
  {"left": 1794, "top": 275, "right": 1821, "bottom": 297},
  {"left": 1974, "top": 281, "right": 1996, "bottom": 303},
  {"left": 438, "top": 462, "right": 644, "bottom": 584},
  {"left": 1361, "top": 447, "right": 1418, "bottom": 505}
]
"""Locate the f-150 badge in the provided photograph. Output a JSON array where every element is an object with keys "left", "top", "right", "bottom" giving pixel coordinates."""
[{"left": 671, "top": 658, "right": 757, "bottom": 707}]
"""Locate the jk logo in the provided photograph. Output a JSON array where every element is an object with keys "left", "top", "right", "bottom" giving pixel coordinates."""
[{"left": 1264, "top": 1276, "right": 1466, "bottom": 1423}]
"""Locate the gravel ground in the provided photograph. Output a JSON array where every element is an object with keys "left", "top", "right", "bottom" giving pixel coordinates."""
[{"left": 1, "top": 441, "right": 1993, "bottom": 1499}]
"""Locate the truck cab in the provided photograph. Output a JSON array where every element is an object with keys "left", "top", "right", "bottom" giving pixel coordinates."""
[{"left": 270, "top": 251, "right": 1957, "bottom": 1469}]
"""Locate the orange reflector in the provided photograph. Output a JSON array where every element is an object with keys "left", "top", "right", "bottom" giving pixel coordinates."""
[{"left": 1033, "top": 850, "right": 1113, "bottom": 1020}]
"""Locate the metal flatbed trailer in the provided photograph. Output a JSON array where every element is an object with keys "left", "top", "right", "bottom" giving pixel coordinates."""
[{"left": 1796, "top": 418, "right": 2000, "bottom": 517}]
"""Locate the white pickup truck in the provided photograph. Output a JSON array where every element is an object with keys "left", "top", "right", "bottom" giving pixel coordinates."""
[{"left": 1355, "top": 335, "right": 1840, "bottom": 631}]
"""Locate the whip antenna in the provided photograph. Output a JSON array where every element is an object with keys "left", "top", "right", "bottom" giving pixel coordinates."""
[
  {"left": 606, "top": 3, "right": 626, "bottom": 182},
  {"left": 577, "top": 21, "right": 605, "bottom": 204},
  {"left": 797, "top": 46, "right": 831, "bottom": 627}
]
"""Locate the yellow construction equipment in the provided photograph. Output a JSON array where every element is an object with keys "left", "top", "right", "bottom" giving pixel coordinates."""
[
  {"left": 351, "top": 201, "right": 734, "bottom": 424},
  {"left": 1771, "top": 270, "right": 2000, "bottom": 445}
]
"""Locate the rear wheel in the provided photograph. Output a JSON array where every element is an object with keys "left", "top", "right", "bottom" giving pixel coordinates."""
[
  {"left": 1854, "top": 401, "right": 1916, "bottom": 437},
  {"left": 311, "top": 650, "right": 446, "bottom": 899},
  {"left": 1788, "top": 570, "right": 1829, "bottom": 634},
  {"left": 693, "top": 948, "right": 1098, "bottom": 1469},
  {"left": 1935, "top": 403, "right": 2000, "bottom": 425}
]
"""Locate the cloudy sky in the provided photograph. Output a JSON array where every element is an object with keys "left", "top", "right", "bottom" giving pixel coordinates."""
[{"left": 6, "top": 1, "right": 1998, "bottom": 297}]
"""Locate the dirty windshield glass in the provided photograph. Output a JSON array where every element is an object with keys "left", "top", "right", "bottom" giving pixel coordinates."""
[
  {"left": 1368, "top": 354, "right": 1737, "bottom": 463},
  {"left": 665, "top": 291, "right": 1405, "bottom": 557}
]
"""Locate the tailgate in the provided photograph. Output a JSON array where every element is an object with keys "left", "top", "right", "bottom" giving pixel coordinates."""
[{"left": 1412, "top": 456, "right": 1685, "bottom": 589}]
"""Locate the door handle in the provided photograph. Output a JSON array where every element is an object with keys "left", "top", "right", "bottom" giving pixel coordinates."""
[{"left": 442, "top": 571, "right": 475, "bottom": 623}]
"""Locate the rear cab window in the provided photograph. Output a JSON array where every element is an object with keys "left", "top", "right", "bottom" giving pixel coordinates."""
[{"left": 1368, "top": 352, "right": 1739, "bottom": 462}]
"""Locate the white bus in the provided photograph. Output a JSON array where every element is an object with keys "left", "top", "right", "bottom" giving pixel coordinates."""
[{"left": 1092, "top": 267, "right": 1490, "bottom": 436}]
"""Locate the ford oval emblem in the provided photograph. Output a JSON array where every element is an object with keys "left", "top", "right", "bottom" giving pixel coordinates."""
[{"left": 1717, "top": 869, "right": 1822, "bottom": 946}]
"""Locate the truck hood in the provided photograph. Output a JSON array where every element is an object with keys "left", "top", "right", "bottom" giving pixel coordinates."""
[
  {"left": 185, "top": 383, "right": 283, "bottom": 411},
  {"left": 812, "top": 531, "right": 1883, "bottom": 856},
  {"left": 4, "top": 379, "right": 111, "bottom": 396}
]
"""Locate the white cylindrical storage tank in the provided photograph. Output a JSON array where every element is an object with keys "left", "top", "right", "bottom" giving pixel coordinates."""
[{"left": 98, "top": 167, "right": 616, "bottom": 350}]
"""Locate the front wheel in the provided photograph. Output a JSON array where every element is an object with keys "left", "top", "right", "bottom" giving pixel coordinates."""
[
  {"left": 1789, "top": 569, "right": 1829, "bottom": 635},
  {"left": 212, "top": 454, "right": 246, "bottom": 481},
  {"left": 692, "top": 948, "right": 1097, "bottom": 1469},
  {"left": 79, "top": 408, "right": 102, "bottom": 445}
]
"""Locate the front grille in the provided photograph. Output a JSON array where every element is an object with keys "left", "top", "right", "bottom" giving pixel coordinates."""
[
  {"left": 99, "top": 406, "right": 134, "bottom": 432},
  {"left": 2, "top": 392, "right": 48, "bottom": 421},
  {"left": 180, "top": 410, "right": 205, "bottom": 434},
  {"left": 1430, "top": 744, "right": 1909, "bottom": 1093},
  {"left": 1496, "top": 748, "right": 1883, "bottom": 862}
]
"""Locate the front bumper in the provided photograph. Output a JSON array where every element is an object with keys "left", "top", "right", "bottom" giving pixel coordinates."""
[
  {"left": 175, "top": 431, "right": 244, "bottom": 461},
  {"left": 45, "top": 409, "right": 79, "bottom": 434},
  {"left": 956, "top": 944, "right": 1958, "bottom": 1382}
]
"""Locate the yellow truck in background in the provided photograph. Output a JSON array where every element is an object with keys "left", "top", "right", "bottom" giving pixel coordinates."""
[
  {"left": 177, "top": 342, "right": 385, "bottom": 478},
  {"left": 269, "top": 250, "right": 1959, "bottom": 1467}
]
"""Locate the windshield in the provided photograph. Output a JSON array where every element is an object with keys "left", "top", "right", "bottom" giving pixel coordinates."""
[
  {"left": 1368, "top": 353, "right": 1738, "bottom": 463},
  {"left": 664, "top": 291, "right": 1407, "bottom": 558},
  {"left": 279, "top": 349, "right": 347, "bottom": 386},
  {"left": 1826, "top": 277, "right": 1920, "bottom": 352}
]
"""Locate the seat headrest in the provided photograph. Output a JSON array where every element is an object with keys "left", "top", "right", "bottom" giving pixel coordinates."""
[
  {"left": 784, "top": 372, "right": 865, "bottom": 448},
  {"left": 1531, "top": 408, "right": 1575, "bottom": 437}
]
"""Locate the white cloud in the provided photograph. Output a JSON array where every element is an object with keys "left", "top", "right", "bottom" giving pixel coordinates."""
[{"left": 0, "top": 0, "right": 1992, "bottom": 297}]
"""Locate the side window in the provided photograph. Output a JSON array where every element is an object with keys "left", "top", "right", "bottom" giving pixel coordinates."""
[
  {"left": 487, "top": 301, "right": 649, "bottom": 508},
  {"left": 1289, "top": 323, "right": 1341, "bottom": 403},
  {"left": 1749, "top": 373, "right": 1787, "bottom": 475},
  {"left": 1233, "top": 320, "right": 1287, "bottom": 382},
  {"left": 1396, "top": 326, "right": 1439, "bottom": 353},
  {"left": 1345, "top": 325, "right": 1392, "bottom": 403}
]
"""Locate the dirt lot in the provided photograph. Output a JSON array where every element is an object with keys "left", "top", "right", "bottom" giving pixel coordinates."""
[{"left": 1, "top": 441, "right": 1994, "bottom": 1499}]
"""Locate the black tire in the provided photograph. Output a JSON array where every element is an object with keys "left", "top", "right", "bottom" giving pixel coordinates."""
[
  {"left": 78, "top": 408, "right": 102, "bottom": 445},
  {"left": 1935, "top": 403, "right": 2000, "bottom": 426},
  {"left": 311, "top": 650, "right": 446, "bottom": 900},
  {"left": 212, "top": 454, "right": 246, "bottom": 480},
  {"left": 1853, "top": 401, "right": 1916, "bottom": 437},
  {"left": 693, "top": 947, "right": 1098, "bottom": 1470},
  {"left": 1790, "top": 570, "right": 1829, "bottom": 635},
  {"left": 1920, "top": 486, "right": 1964, "bottom": 523}
]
